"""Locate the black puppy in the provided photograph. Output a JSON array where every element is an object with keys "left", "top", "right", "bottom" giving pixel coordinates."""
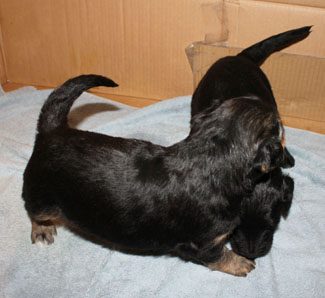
[
  {"left": 230, "top": 168, "right": 294, "bottom": 259},
  {"left": 191, "top": 26, "right": 311, "bottom": 119},
  {"left": 190, "top": 27, "right": 310, "bottom": 258},
  {"left": 191, "top": 26, "right": 312, "bottom": 168},
  {"left": 22, "top": 75, "right": 289, "bottom": 276}
]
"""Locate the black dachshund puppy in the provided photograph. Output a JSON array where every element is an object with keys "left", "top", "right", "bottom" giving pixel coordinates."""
[
  {"left": 22, "top": 75, "right": 289, "bottom": 276},
  {"left": 191, "top": 26, "right": 311, "bottom": 120},
  {"left": 190, "top": 27, "right": 310, "bottom": 258},
  {"left": 191, "top": 26, "right": 312, "bottom": 168}
]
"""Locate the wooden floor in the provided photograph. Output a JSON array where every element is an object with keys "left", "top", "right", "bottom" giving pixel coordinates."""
[
  {"left": 1, "top": 82, "right": 324, "bottom": 134},
  {"left": 1, "top": 82, "right": 158, "bottom": 108}
]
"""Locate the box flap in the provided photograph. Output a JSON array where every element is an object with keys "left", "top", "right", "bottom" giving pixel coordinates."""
[
  {"left": 259, "top": 1, "right": 325, "bottom": 9},
  {"left": 224, "top": 0, "right": 325, "bottom": 58},
  {"left": 186, "top": 42, "right": 325, "bottom": 133}
]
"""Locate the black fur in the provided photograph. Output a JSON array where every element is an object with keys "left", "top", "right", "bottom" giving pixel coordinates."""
[
  {"left": 190, "top": 27, "right": 310, "bottom": 258},
  {"left": 230, "top": 168, "right": 294, "bottom": 259},
  {"left": 22, "top": 75, "right": 283, "bottom": 275},
  {"left": 239, "top": 26, "right": 312, "bottom": 65},
  {"left": 38, "top": 75, "right": 118, "bottom": 133},
  {"left": 191, "top": 26, "right": 311, "bottom": 120}
]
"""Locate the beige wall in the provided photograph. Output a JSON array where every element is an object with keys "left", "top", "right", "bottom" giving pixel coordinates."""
[
  {"left": 0, "top": 0, "right": 222, "bottom": 100},
  {"left": 0, "top": 0, "right": 324, "bottom": 107}
]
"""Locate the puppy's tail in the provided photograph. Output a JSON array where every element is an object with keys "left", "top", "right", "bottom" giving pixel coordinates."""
[
  {"left": 238, "top": 26, "right": 312, "bottom": 65},
  {"left": 37, "top": 74, "right": 118, "bottom": 133}
]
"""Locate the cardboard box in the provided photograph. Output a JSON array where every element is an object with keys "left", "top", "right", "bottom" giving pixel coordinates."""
[
  {"left": 0, "top": 0, "right": 221, "bottom": 101},
  {"left": 186, "top": 0, "right": 325, "bottom": 133},
  {"left": 0, "top": 0, "right": 324, "bottom": 133}
]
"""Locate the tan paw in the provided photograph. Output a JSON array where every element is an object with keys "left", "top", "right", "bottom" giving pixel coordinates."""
[
  {"left": 208, "top": 248, "right": 255, "bottom": 277},
  {"left": 31, "top": 222, "right": 57, "bottom": 245},
  {"left": 228, "top": 254, "right": 256, "bottom": 277}
]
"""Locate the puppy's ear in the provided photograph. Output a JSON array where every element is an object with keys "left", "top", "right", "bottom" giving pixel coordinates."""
[
  {"left": 279, "top": 175, "right": 294, "bottom": 218},
  {"left": 248, "top": 139, "right": 283, "bottom": 181}
]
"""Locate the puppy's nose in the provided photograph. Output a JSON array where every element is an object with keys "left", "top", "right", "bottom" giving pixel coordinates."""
[
  {"left": 235, "top": 243, "right": 257, "bottom": 260},
  {"left": 246, "top": 250, "right": 258, "bottom": 260},
  {"left": 281, "top": 147, "right": 295, "bottom": 168},
  {"left": 237, "top": 249, "right": 258, "bottom": 260}
]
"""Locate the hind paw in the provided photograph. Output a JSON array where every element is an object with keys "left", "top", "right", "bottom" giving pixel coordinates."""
[{"left": 31, "top": 222, "right": 57, "bottom": 245}]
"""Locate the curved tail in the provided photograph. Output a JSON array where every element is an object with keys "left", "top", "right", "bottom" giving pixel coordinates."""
[
  {"left": 37, "top": 74, "right": 118, "bottom": 133},
  {"left": 238, "top": 26, "right": 312, "bottom": 65}
]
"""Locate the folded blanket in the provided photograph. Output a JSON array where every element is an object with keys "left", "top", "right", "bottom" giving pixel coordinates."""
[{"left": 0, "top": 88, "right": 324, "bottom": 298}]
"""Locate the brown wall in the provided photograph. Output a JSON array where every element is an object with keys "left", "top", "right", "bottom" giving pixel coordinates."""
[
  {"left": 0, "top": 0, "right": 324, "bottom": 109},
  {"left": 0, "top": 0, "right": 223, "bottom": 100}
]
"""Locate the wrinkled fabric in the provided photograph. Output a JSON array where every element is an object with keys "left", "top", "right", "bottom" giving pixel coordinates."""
[{"left": 0, "top": 88, "right": 324, "bottom": 298}]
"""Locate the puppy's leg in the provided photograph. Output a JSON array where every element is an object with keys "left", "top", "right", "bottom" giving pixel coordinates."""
[
  {"left": 207, "top": 234, "right": 255, "bottom": 276},
  {"left": 176, "top": 234, "right": 255, "bottom": 277},
  {"left": 207, "top": 247, "right": 255, "bottom": 277},
  {"left": 31, "top": 220, "right": 57, "bottom": 245},
  {"left": 30, "top": 209, "right": 62, "bottom": 245}
]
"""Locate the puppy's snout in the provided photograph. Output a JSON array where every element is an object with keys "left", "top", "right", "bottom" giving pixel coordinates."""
[
  {"left": 281, "top": 147, "right": 295, "bottom": 168},
  {"left": 231, "top": 229, "right": 273, "bottom": 260},
  {"left": 243, "top": 252, "right": 259, "bottom": 260},
  {"left": 232, "top": 242, "right": 260, "bottom": 260}
]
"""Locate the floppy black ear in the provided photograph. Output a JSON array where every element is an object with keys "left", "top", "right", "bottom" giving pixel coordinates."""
[
  {"left": 279, "top": 175, "right": 294, "bottom": 218},
  {"left": 248, "top": 139, "right": 283, "bottom": 182}
]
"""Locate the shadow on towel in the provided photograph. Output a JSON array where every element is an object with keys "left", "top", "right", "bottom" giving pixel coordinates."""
[
  {"left": 67, "top": 223, "right": 171, "bottom": 258},
  {"left": 69, "top": 103, "right": 120, "bottom": 128}
]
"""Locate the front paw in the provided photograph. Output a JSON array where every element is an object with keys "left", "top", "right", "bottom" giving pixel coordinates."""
[{"left": 208, "top": 248, "right": 255, "bottom": 277}]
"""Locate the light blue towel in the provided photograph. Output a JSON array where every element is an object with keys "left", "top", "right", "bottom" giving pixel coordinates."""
[{"left": 0, "top": 88, "right": 324, "bottom": 298}]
